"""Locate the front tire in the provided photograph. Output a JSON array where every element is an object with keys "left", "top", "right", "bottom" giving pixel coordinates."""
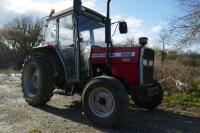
[
  {"left": 82, "top": 76, "right": 128, "bottom": 128},
  {"left": 132, "top": 81, "right": 163, "bottom": 110},
  {"left": 21, "top": 55, "right": 55, "bottom": 106}
]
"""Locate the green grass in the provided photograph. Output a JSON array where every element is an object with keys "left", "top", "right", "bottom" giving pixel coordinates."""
[
  {"left": 163, "top": 91, "right": 200, "bottom": 107},
  {"left": 29, "top": 128, "right": 41, "bottom": 133}
]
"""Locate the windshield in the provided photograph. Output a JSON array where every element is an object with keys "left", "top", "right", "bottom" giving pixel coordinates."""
[{"left": 78, "top": 15, "right": 105, "bottom": 47}]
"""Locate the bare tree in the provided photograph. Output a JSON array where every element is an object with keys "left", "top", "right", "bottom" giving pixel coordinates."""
[
  {"left": 159, "top": 30, "right": 171, "bottom": 63},
  {"left": 1, "top": 15, "right": 44, "bottom": 56},
  {"left": 0, "top": 30, "right": 11, "bottom": 67},
  {"left": 126, "top": 37, "right": 135, "bottom": 46},
  {"left": 170, "top": 0, "right": 200, "bottom": 47},
  {"left": 0, "top": 29, "right": 9, "bottom": 54}
]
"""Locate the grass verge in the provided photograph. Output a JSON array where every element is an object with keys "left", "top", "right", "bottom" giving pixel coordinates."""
[{"left": 163, "top": 91, "right": 200, "bottom": 107}]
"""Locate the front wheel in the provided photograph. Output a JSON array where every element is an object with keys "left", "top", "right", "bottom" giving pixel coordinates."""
[
  {"left": 82, "top": 76, "right": 128, "bottom": 128},
  {"left": 132, "top": 81, "right": 163, "bottom": 110}
]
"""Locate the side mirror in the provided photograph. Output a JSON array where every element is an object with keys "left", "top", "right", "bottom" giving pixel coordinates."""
[
  {"left": 139, "top": 37, "right": 148, "bottom": 47},
  {"left": 119, "top": 21, "right": 128, "bottom": 34},
  {"left": 74, "top": 0, "right": 82, "bottom": 15}
]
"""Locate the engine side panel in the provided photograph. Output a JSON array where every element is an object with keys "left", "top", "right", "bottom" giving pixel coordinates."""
[
  {"left": 111, "top": 63, "right": 139, "bottom": 86},
  {"left": 90, "top": 46, "right": 141, "bottom": 86}
]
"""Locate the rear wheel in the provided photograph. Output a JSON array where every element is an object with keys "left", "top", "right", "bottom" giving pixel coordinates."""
[
  {"left": 132, "top": 81, "right": 163, "bottom": 110},
  {"left": 82, "top": 76, "right": 128, "bottom": 128},
  {"left": 21, "top": 55, "right": 55, "bottom": 106}
]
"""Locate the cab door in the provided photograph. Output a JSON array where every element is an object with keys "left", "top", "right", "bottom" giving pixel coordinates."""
[{"left": 58, "top": 14, "right": 79, "bottom": 81}]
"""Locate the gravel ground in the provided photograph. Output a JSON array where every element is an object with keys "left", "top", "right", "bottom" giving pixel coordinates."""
[{"left": 0, "top": 73, "right": 200, "bottom": 133}]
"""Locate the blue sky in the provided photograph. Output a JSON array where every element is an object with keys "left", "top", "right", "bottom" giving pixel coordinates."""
[
  {"left": 0, "top": 0, "right": 182, "bottom": 48},
  {"left": 95, "top": 0, "right": 180, "bottom": 29},
  {"left": 92, "top": 0, "right": 181, "bottom": 47}
]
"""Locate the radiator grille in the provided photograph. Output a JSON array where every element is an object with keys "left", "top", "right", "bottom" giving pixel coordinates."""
[{"left": 143, "top": 48, "right": 154, "bottom": 84}]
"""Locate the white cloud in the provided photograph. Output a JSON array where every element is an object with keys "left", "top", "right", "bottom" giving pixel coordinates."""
[
  {"left": 111, "top": 15, "right": 165, "bottom": 48},
  {"left": 111, "top": 15, "right": 145, "bottom": 44},
  {"left": 0, "top": 0, "right": 163, "bottom": 49},
  {"left": 112, "top": 15, "right": 143, "bottom": 28},
  {"left": 0, "top": 0, "right": 97, "bottom": 27},
  {"left": 3, "top": 0, "right": 96, "bottom": 14},
  {"left": 150, "top": 25, "right": 162, "bottom": 33},
  {"left": 126, "top": 17, "right": 143, "bottom": 28}
]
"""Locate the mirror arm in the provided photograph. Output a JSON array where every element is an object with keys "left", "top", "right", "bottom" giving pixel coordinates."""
[
  {"left": 111, "top": 22, "right": 119, "bottom": 37},
  {"left": 111, "top": 20, "right": 123, "bottom": 25},
  {"left": 111, "top": 21, "right": 119, "bottom": 25}
]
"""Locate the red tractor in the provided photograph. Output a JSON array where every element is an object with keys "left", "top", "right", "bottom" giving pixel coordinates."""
[{"left": 21, "top": 0, "right": 163, "bottom": 128}]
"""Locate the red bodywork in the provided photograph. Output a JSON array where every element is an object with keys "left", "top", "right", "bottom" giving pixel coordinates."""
[
  {"left": 35, "top": 43, "right": 143, "bottom": 87},
  {"left": 90, "top": 46, "right": 142, "bottom": 86}
]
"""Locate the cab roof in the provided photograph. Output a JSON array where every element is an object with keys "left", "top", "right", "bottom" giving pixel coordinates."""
[{"left": 48, "top": 6, "right": 105, "bottom": 22}]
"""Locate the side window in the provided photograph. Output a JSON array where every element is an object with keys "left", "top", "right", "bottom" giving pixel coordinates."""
[
  {"left": 59, "top": 15, "right": 73, "bottom": 48},
  {"left": 80, "top": 30, "right": 91, "bottom": 45},
  {"left": 45, "top": 20, "right": 57, "bottom": 42},
  {"left": 93, "top": 27, "right": 105, "bottom": 46}
]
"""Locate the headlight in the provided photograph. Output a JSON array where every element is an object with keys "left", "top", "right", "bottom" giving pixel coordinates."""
[
  {"left": 149, "top": 60, "right": 154, "bottom": 66},
  {"left": 143, "top": 60, "right": 154, "bottom": 66},
  {"left": 143, "top": 60, "right": 148, "bottom": 66}
]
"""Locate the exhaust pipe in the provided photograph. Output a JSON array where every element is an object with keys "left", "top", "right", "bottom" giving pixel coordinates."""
[
  {"left": 105, "top": 0, "right": 111, "bottom": 44},
  {"left": 74, "top": 0, "right": 82, "bottom": 15},
  {"left": 105, "top": 0, "right": 112, "bottom": 74}
]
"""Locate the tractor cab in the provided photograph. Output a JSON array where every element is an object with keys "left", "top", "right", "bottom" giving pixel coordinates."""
[{"left": 43, "top": 6, "right": 125, "bottom": 82}]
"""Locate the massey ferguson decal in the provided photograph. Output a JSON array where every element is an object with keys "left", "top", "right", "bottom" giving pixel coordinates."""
[{"left": 92, "top": 52, "right": 135, "bottom": 58}]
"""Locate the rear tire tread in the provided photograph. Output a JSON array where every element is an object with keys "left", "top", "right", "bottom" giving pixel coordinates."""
[{"left": 21, "top": 55, "right": 55, "bottom": 106}]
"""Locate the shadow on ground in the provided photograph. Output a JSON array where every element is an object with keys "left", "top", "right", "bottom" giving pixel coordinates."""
[{"left": 36, "top": 99, "right": 200, "bottom": 133}]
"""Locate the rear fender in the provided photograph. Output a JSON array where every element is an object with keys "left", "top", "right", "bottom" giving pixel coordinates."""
[{"left": 31, "top": 46, "right": 67, "bottom": 83}]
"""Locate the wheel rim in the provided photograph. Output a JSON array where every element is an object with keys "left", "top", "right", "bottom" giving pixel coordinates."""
[
  {"left": 89, "top": 87, "right": 115, "bottom": 118},
  {"left": 24, "top": 63, "right": 40, "bottom": 97}
]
